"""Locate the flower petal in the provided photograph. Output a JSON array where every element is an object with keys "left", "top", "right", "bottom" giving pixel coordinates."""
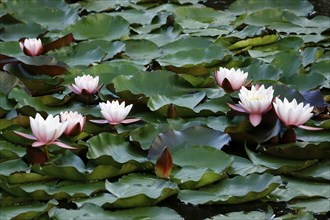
[
  {"left": 298, "top": 125, "right": 324, "bottom": 131},
  {"left": 89, "top": 119, "right": 109, "bottom": 124},
  {"left": 14, "top": 131, "right": 37, "bottom": 140},
  {"left": 249, "top": 114, "right": 262, "bottom": 127},
  {"left": 52, "top": 141, "right": 77, "bottom": 149},
  {"left": 227, "top": 103, "right": 246, "bottom": 113},
  {"left": 121, "top": 118, "right": 141, "bottom": 124}
]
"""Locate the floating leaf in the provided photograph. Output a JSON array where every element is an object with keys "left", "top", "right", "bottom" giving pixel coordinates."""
[
  {"left": 288, "top": 198, "right": 330, "bottom": 215},
  {"left": 49, "top": 203, "right": 182, "bottom": 220},
  {"left": 269, "top": 177, "right": 330, "bottom": 202},
  {"left": 74, "top": 173, "right": 179, "bottom": 208},
  {"left": 229, "top": 0, "right": 313, "bottom": 16},
  {"left": 260, "top": 141, "right": 330, "bottom": 160},
  {"left": 0, "top": 202, "right": 55, "bottom": 220},
  {"left": 63, "top": 14, "right": 130, "bottom": 41},
  {"left": 246, "top": 147, "right": 318, "bottom": 174},
  {"left": 292, "top": 160, "right": 330, "bottom": 181},
  {"left": 0, "top": 23, "right": 46, "bottom": 41},
  {"left": 87, "top": 132, "right": 148, "bottom": 165},
  {"left": 149, "top": 126, "right": 231, "bottom": 159},
  {"left": 179, "top": 173, "right": 281, "bottom": 205}
]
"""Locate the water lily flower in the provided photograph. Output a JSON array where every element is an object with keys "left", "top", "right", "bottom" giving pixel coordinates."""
[
  {"left": 228, "top": 85, "right": 274, "bottom": 127},
  {"left": 14, "top": 113, "right": 75, "bottom": 149},
  {"left": 90, "top": 100, "right": 140, "bottom": 125},
  {"left": 215, "top": 67, "right": 248, "bottom": 93},
  {"left": 60, "top": 111, "right": 86, "bottom": 136},
  {"left": 68, "top": 74, "right": 103, "bottom": 95},
  {"left": 273, "top": 98, "right": 323, "bottom": 130},
  {"left": 20, "top": 38, "right": 43, "bottom": 56}
]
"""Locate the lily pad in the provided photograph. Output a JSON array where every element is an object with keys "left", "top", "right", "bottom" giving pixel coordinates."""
[
  {"left": 49, "top": 203, "right": 182, "bottom": 220},
  {"left": 74, "top": 173, "right": 179, "bottom": 208},
  {"left": 149, "top": 126, "right": 231, "bottom": 159},
  {"left": 178, "top": 173, "right": 281, "bottom": 205},
  {"left": 63, "top": 14, "right": 130, "bottom": 41},
  {"left": 269, "top": 177, "right": 330, "bottom": 202},
  {"left": 246, "top": 147, "right": 318, "bottom": 174},
  {"left": 86, "top": 132, "right": 148, "bottom": 165}
]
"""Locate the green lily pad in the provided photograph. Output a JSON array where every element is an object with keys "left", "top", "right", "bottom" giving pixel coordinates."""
[
  {"left": 74, "top": 173, "right": 179, "bottom": 208},
  {"left": 149, "top": 126, "right": 231, "bottom": 159},
  {"left": 0, "top": 141, "right": 26, "bottom": 160},
  {"left": 208, "top": 208, "right": 274, "bottom": 220},
  {"left": 170, "top": 145, "right": 233, "bottom": 189},
  {"left": 229, "top": 0, "right": 313, "bottom": 16},
  {"left": 123, "top": 39, "right": 161, "bottom": 64},
  {"left": 86, "top": 132, "right": 148, "bottom": 165},
  {"left": 227, "top": 155, "right": 267, "bottom": 176},
  {"left": 0, "top": 202, "right": 55, "bottom": 220},
  {"left": 0, "top": 179, "right": 104, "bottom": 200},
  {"left": 0, "top": 23, "right": 46, "bottom": 41},
  {"left": 32, "top": 150, "right": 140, "bottom": 181},
  {"left": 148, "top": 91, "right": 205, "bottom": 111},
  {"left": 63, "top": 14, "right": 130, "bottom": 41},
  {"left": 179, "top": 173, "right": 281, "bottom": 205},
  {"left": 0, "top": 158, "right": 30, "bottom": 176},
  {"left": 292, "top": 160, "right": 330, "bottom": 181},
  {"left": 260, "top": 141, "right": 330, "bottom": 160},
  {"left": 288, "top": 198, "right": 330, "bottom": 215},
  {"left": 49, "top": 203, "right": 182, "bottom": 220},
  {"left": 269, "top": 177, "right": 330, "bottom": 202},
  {"left": 48, "top": 40, "right": 125, "bottom": 67},
  {"left": 3, "top": 0, "right": 78, "bottom": 30},
  {"left": 112, "top": 70, "right": 192, "bottom": 98},
  {"left": 246, "top": 147, "right": 318, "bottom": 174}
]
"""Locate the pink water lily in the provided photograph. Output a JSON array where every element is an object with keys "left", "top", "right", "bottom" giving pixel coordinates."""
[
  {"left": 20, "top": 38, "right": 43, "bottom": 56},
  {"left": 68, "top": 74, "right": 103, "bottom": 95},
  {"left": 215, "top": 67, "right": 248, "bottom": 92},
  {"left": 14, "top": 113, "right": 75, "bottom": 149},
  {"left": 228, "top": 85, "right": 274, "bottom": 127},
  {"left": 90, "top": 100, "right": 140, "bottom": 125},
  {"left": 60, "top": 111, "right": 86, "bottom": 136},
  {"left": 273, "top": 98, "right": 323, "bottom": 130}
]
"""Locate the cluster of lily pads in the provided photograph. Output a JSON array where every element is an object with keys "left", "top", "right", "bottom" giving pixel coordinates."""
[{"left": 0, "top": 0, "right": 329, "bottom": 219}]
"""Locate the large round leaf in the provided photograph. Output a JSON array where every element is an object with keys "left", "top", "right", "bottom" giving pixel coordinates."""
[
  {"left": 63, "top": 14, "right": 130, "bottom": 41},
  {"left": 178, "top": 173, "right": 281, "bottom": 205},
  {"left": 86, "top": 132, "right": 148, "bottom": 164},
  {"left": 149, "top": 126, "right": 231, "bottom": 158}
]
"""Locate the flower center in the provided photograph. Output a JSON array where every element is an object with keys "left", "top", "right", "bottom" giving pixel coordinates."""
[{"left": 249, "top": 96, "right": 262, "bottom": 101}]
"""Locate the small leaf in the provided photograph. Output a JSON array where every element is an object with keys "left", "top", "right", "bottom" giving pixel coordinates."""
[{"left": 155, "top": 146, "right": 173, "bottom": 179}]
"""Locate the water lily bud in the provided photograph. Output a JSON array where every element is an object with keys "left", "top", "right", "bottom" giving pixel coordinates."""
[
  {"left": 167, "top": 103, "right": 178, "bottom": 119},
  {"left": 215, "top": 67, "right": 248, "bottom": 93},
  {"left": 20, "top": 38, "right": 43, "bottom": 56},
  {"left": 90, "top": 100, "right": 140, "bottom": 125},
  {"left": 273, "top": 98, "right": 323, "bottom": 130},
  {"left": 155, "top": 146, "right": 173, "bottom": 179},
  {"left": 14, "top": 113, "right": 75, "bottom": 149},
  {"left": 228, "top": 85, "right": 274, "bottom": 127},
  {"left": 68, "top": 74, "right": 103, "bottom": 95},
  {"left": 60, "top": 111, "right": 86, "bottom": 136}
]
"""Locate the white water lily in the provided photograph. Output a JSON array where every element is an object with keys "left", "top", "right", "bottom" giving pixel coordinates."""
[
  {"left": 273, "top": 98, "right": 322, "bottom": 130},
  {"left": 68, "top": 74, "right": 103, "bottom": 95},
  {"left": 90, "top": 100, "right": 140, "bottom": 125},
  {"left": 60, "top": 111, "right": 86, "bottom": 136},
  {"left": 228, "top": 85, "right": 274, "bottom": 127},
  {"left": 215, "top": 67, "right": 248, "bottom": 92},
  {"left": 20, "top": 38, "right": 43, "bottom": 56},
  {"left": 14, "top": 113, "right": 75, "bottom": 149}
]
